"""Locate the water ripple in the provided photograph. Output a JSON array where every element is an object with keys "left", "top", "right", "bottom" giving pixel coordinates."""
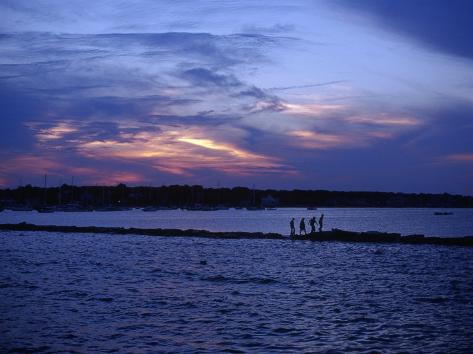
[{"left": 0, "top": 231, "right": 472, "bottom": 352}]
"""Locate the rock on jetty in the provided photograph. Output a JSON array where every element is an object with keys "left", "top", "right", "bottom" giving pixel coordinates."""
[
  {"left": 292, "top": 229, "right": 473, "bottom": 247},
  {"left": 0, "top": 223, "right": 472, "bottom": 247},
  {"left": 0, "top": 222, "right": 283, "bottom": 240}
]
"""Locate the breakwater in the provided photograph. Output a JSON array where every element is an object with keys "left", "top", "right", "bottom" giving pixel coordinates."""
[
  {"left": 0, "top": 222, "right": 283, "bottom": 240},
  {"left": 0, "top": 223, "right": 472, "bottom": 246}
]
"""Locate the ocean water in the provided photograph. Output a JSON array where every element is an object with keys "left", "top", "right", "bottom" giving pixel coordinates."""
[
  {"left": 1, "top": 230, "right": 472, "bottom": 353},
  {"left": 1, "top": 207, "right": 473, "bottom": 237}
]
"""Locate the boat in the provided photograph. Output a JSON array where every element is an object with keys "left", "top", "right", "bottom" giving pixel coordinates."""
[
  {"left": 185, "top": 205, "right": 228, "bottom": 211},
  {"left": 200, "top": 207, "right": 217, "bottom": 211},
  {"left": 94, "top": 206, "right": 132, "bottom": 212},
  {"left": 94, "top": 206, "right": 120, "bottom": 212},
  {"left": 434, "top": 212, "right": 453, "bottom": 216},
  {"left": 142, "top": 206, "right": 159, "bottom": 212},
  {"left": 56, "top": 204, "right": 91, "bottom": 212},
  {"left": 7, "top": 206, "right": 34, "bottom": 211},
  {"left": 36, "top": 207, "right": 55, "bottom": 213}
]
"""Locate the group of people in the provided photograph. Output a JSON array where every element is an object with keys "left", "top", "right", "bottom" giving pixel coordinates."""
[{"left": 290, "top": 214, "right": 324, "bottom": 236}]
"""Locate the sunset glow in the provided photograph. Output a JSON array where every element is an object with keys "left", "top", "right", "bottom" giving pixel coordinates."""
[{"left": 0, "top": 0, "right": 472, "bottom": 193}]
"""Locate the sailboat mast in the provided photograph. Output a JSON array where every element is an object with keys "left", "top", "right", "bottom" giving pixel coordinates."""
[{"left": 43, "top": 174, "right": 47, "bottom": 205}]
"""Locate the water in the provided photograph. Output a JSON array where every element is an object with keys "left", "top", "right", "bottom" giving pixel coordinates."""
[
  {"left": 1, "top": 207, "right": 473, "bottom": 237},
  {"left": 1, "top": 231, "right": 472, "bottom": 353}
]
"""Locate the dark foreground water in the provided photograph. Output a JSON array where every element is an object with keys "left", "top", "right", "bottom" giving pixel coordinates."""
[{"left": 1, "top": 231, "right": 472, "bottom": 353}]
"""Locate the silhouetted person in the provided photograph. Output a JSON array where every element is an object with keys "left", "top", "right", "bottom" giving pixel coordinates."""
[
  {"left": 318, "top": 214, "right": 324, "bottom": 232},
  {"left": 300, "top": 218, "right": 307, "bottom": 235},
  {"left": 290, "top": 218, "right": 295, "bottom": 236},
  {"left": 309, "top": 216, "right": 317, "bottom": 233}
]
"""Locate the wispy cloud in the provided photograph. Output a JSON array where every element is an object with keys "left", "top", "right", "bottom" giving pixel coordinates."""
[
  {"left": 287, "top": 130, "right": 365, "bottom": 150},
  {"left": 442, "top": 153, "right": 473, "bottom": 163},
  {"left": 269, "top": 80, "right": 349, "bottom": 91},
  {"left": 344, "top": 115, "right": 421, "bottom": 127}
]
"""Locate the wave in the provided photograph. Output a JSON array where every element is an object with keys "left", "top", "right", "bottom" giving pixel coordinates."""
[{"left": 201, "top": 275, "right": 278, "bottom": 285}]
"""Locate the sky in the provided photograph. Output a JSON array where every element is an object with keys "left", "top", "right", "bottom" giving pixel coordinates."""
[{"left": 1, "top": 0, "right": 472, "bottom": 194}]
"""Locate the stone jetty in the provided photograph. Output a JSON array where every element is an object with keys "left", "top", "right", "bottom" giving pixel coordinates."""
[{"left": 0, "top": 223, "right": 472, "bottom": 247}]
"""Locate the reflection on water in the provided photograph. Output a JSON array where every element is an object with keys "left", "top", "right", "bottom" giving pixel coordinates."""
[
  {"left": 1, "top": 208, "right": 473, "bottom": 237},
  {"left": 1, "top": 231, "right": 472, "bottom": 352}
]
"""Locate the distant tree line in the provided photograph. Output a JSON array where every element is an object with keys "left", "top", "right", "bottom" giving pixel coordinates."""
[{"left": 1, "top": 184, "right": 472, "bottom": 208}]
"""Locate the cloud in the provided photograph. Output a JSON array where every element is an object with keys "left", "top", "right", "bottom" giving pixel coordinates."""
[
  {"left": 0, "top": 31, "right": 289, "bottom": 95},
  {"left": 236, "top": 86, "right": 284, "bottom": 113},
  {"left": 269, "top": 80, "right": 349, "bottom": 91},
  {"left": 0, "top": 152, "right": 147, "bottom": 186},
  {"left": 180, "top": 67, "right": 241, "bottom": 88},
  {"left": 344, "top": 115, "right": 421, "bottom": 127},
  {"left": 288, "top": 130, "right": 362, "bottom": 150},
  {"left": 0, "top": 30, "right": 292, "bottom": 121},
  {"left": 402, "top": 100, "right": 473, "bottom": 156},
  {"left": 35, "top": 121, "right": 78, "bottom": 142},
  {"left": 334, "top": 0, "right": 473, "bottom": 60},
  {"left": 281, "top": 102, "right": 344, "bottom": 116},
  {"left": 443, "top": 153, "right": 473, "bottom": 163},
  {"left": 76, "top": 125, "right": 290, "bottom": 177},
  {"left": 1, "top": 1, "right": 472, "bottom": 193},
  {"left": 0, "top": 84, "right": 41, "bottom": 150},
  {"left": 19, "top": 117, "right": 293, "bottom": 179},
  {"left": 241, "top": 23, "right": 296, "bottom": 35}
]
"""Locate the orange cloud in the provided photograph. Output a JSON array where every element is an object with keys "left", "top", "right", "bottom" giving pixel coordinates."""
[
  {"left": 366, "top": 130, "right": 393, "bottom": 139},
  {"left": 0, "top": 176, "right": 9, "bottom": 187},
  {"left": 282, "top": 102, "right": 343, "bottom": 116},
  {"left": 345, "top": 114, "right": 421, "bottom": 127},
  {"left": 77, "top": 127, "right": 291, "bottom": 176},
  {"left": 288, "top": 130, "right": 364, "bottom": 150},
  {"left": 0, "top": 153, "right": 146, "bottom": 186},
  {"left": 91, "top": 171, "right": 144, "bottom": 185},
  {"left": 443, "top": 153, "right": 473, "bottom": 163},
  {"left": 34, "top": 121, "right": 78, "bottom": 142},
  {"left": 1, "top": 154, "right": 62, "bottom": 173}
]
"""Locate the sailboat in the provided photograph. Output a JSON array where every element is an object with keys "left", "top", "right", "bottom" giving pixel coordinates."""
[
  {"left": 36, "top": 174, "right": 55, "bottom": 213},
  {"left": 246, "top": 185, "right": 264, "bottom": 210}
]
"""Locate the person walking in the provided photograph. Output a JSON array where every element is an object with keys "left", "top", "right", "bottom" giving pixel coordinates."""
[
  {"left": 318, "top": 213, "right": 324, "bottom": 232},
  {"left": 300, "top": 218, "right": 307, "bottom": 235},
  {"left": 290, "top": 218, "right": 295, "bottom": 236}
]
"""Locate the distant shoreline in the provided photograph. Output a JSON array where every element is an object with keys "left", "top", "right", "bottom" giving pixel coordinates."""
[
  {"left": 1, "top": 223, "right": 472, "bottom": 247},
  {"left": 2, "top": 184, "right": 473, "bottom": 209}
]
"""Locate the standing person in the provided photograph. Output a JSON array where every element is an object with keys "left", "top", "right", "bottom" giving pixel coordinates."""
[
  {"left": 290, "top": 218, "right": 295, "bottom": 237},
  {"left": 318, "top": 213, "right": 324, "bottom": 232},
  {"left": 309, "top": 216, "right": 316, "bottom": 234},
  {"left": 300, "top": 218, "right": 307, "bottom": 235}
]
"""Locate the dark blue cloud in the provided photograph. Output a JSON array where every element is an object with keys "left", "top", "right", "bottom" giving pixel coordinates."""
[
  {"left": 180, "top": 68, "right": 241, "bottom": 88},
  {"left": 403, "top": 100, "right": 473, "bottom": 155},
  {"left": 335, "top": 0, "right": 473, "bottom": 60},
  {"left": 147, "top": 113, "right": 238, "bottom": 127},
  {"left": 236, "top": 86, "right": 284, "bottom": 112},
  {"left": 62, "top": 95, "right": 198, "bottom": 119},
  {"left": 0, "top": 85, "right": 40, "bottom": 150}
]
